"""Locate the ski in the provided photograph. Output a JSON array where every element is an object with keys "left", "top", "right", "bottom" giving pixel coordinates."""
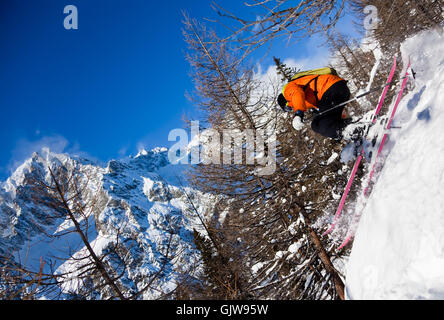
[
  {"left": 323, "top": 55, "right": 398, "bottom": 236},
  {"left": 338, "top": 60, "right": 412, "bottom": 250}
]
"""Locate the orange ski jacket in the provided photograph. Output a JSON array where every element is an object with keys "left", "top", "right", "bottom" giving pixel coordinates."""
[{"left": 282, "top": 74, "right": 345, "bottom": 112}]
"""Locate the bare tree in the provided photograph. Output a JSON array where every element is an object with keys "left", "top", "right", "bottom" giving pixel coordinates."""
[
  {"left": 349, "top": 0, "right": 443, "bottom": 52},
  {"left": 209, "top": 0, "right": 346, "bottom": 57},
  {"left": 0, "top": 161, "right": 173, "bottom": 300},
  {"left": 183, "top": 15, "right": 346, "bottom": 300}
]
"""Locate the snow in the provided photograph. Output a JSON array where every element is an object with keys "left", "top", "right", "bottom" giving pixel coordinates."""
[
  {"left": 252, "top": 262, "right": 264, "bottom": 274},
  {"left": 288, "top": 242, "right": 301, "bottom": 254},
  {"left": 365, "top": 46, "right": 382, "bottom": 92},
  {"left": 327, "top": 152, "right": 339, "bottom": 165},
  {"left": 346, "top": 28, "right": 444, "bottom": 300}
]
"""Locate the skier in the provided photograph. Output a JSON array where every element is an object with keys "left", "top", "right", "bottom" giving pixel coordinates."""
[{"left": 277, "top": 72, "right": 359, "bottom": 140}]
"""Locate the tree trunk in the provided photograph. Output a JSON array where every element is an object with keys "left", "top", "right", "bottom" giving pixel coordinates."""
[{"left": 298, "top": 204, "right": 345, "bottom": 300}]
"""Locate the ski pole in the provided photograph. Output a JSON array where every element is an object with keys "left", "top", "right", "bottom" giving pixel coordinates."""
[{"left": 316, "top": 74, "right": 411, "bottom": 117}]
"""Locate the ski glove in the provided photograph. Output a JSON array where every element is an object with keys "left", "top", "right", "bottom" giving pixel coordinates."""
[
  {"left": 292, "top": 111, "right": 304, "bottom": 131},
  {"left": 294, "top": 110, "right": 304, "bottom": 122}
]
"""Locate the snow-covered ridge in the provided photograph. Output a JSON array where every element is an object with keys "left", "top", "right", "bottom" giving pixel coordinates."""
[
  {"left": 0, "top": 147, "right": 214, "bottom": 299},
  {"left": 346, "top": 28, "right": 444, "bottom": 299}
]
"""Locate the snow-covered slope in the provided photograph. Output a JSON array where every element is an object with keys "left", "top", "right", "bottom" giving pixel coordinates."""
[
  {"left": 0, "top": 147, "right": 214, "bottom": 299},
  {"left": 346, "top": 29, "right": 444, "bottom": 299}
]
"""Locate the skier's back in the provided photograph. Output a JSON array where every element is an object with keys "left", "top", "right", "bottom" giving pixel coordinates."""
[{"left": 278, "top": 72, "right": 355, "bottom": 140}]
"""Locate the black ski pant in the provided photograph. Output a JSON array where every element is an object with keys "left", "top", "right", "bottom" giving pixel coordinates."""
[{"left": 311, "top": 80, "right": 350, "bottom": 139}]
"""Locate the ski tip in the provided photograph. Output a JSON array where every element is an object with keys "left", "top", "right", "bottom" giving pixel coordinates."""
[
  {"left": 338, "top": 235, "right": 354, "bottom": 251},
  {"left": 322, "top": 224, "right": 336, "bottom": 236}
]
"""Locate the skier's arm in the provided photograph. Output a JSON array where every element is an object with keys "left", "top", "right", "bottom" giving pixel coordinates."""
[{"left": 283, "top": 82, "right": 307, "bottom": 112}]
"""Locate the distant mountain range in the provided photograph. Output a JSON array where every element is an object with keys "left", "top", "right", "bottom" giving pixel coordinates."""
[{"left": 0, "top": 147, "right": 215, "bottom": 299}]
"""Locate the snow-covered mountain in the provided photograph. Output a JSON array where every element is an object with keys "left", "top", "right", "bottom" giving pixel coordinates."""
[
  {"left": 345, "top": 28, "right": 444, "bottom": 299},
  {"left": 3, "top": 27, "right": 444, "bottom": 301},
  {"left": 0, "top": 147, "right": 215, "bottom": 299}
]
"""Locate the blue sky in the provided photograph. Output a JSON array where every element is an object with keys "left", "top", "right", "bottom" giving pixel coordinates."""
[{"left": 0, "top": 0, "right": 359, "bottom": 179}]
